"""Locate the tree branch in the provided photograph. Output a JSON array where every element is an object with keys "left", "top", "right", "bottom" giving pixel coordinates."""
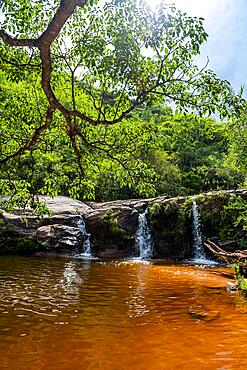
[
  {"left": 0, "top": 30, "right": 37, "bottom": 47},
  {"left": 36, "top": 0, "right": 87, "bottom": 48},
  {"left": 65, "top": 115, "right": 85, "bottom": 177},
  {"left": 0, "top": 106, "right": 54, "bottom": 164}
]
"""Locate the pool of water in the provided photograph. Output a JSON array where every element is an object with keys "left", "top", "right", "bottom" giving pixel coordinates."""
[{"left": 0, "top": 256, "right": 247, "bottom": 369}]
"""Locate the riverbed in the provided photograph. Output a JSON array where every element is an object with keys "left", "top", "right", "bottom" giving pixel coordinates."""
[{"left": 0, "top": 256, "right": 247, "bottom": 369}]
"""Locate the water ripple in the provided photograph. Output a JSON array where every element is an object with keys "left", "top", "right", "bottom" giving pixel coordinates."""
[{"left": 0, "top": 256, "right": 246, "bottom": 370}]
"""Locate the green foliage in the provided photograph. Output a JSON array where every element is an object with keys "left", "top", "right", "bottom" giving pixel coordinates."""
[
  {"left": 0, "top": 68, "right": 246, "bottom": 204},
  {"left": 31, "top": 201, "right": 52, "bottom": 217},
  {"left": 4, "top": 0, "right": 239, "bottom": 119},
  {"left": 1, "top": 236, "right": 38, "bottom": 255},
  {"left": 157, "top": 114, "right": 245, "bottom": 194},
  {"left": 148, "top": 202, "right": 163, "bottom": 217},
  {"left": 197, "top": 194, "right": 247, "bottom": 247},
  {"left": 149, "top": 199, "right": 179, "bottom": 238},
  {"left": 237, "top": 276, "right": 247, "bottom": 292},
  {"left": 144, "top": 149, "right": 184, "bottom": 196},
  {"left": 149, "top": 200, "right": 178, "bottom": 218},
  {"left": 0, "top": 196, "right": 52, "bottom": 217},
  {"left": 100, "top": 209, "right": 125, "bottom": 237},
  {"left": 222, "top": 196, "right": 247, "bottom": 230},
  {"left": 177, "top": 198, "right": 194, "bottom": 236},
  {"left": 234, "top": 264, "right": 247, "bottom": 293},
  {"left": 149, "top": 198, "right": 192, "bottom": 256},
  {"left": 226, "top": 114, "right": 247, "bottom": 177},
  {"left": 0, "top": 0, "right": 246, "bottom": 205},
  {"left": 218, "top": 196, "right": 247, "bottom": 246}
]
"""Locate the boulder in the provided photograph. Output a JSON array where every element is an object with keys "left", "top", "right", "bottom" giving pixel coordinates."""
[
  {"left": 2, "top": 213, "right": 39, "bottom": 237},
  {"left": 0, "top": 189, "right": 246, "bottom": 258},
  {"left": 36, "top": 224, "right": 84, "bottom": 251},
  {"left": 85, "top": 206, "right": 139, "bottom": 257},
  {"left": 38, "top": 195, "right": 92, "bottom": 215}
]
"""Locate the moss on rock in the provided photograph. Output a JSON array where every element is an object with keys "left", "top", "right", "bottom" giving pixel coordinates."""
[{"left": 149, "top": 198, "right": 192, "bottom": 259}]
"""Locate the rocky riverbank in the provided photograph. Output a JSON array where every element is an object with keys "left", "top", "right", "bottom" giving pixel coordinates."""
[{"left": 0, "top": 189, "right": 247, "bottom": 258}]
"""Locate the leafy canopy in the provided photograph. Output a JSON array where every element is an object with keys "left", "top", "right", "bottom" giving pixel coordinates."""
[{"left": 0, "top": 0, "right": 246, "bottom": 207}]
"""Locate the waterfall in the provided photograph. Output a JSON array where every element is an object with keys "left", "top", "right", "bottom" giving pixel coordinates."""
[
  {"left": 191, "top": 201, "right": 211, "bottom": 263},
  {"left": 192, "top": 201, "right": 205, "bottom": 259},
  {"left": 78, "top": 217, "right": 92, "bottom": 257},
  {"left": 135, "top": 209, "right": 153, "bottom": 260}
]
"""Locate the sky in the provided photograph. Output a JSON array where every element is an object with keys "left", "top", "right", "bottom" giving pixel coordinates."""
[{"left": 148, "top": 0, "right": 247, "bottom": 95}]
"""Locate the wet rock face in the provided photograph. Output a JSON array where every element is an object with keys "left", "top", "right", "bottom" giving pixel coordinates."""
[
  {"left": 85, "top": 207, "right": 139, "bottom": 238},
  {"left": 36, "top": 224, "right": 84, "bottom": 251},
  {"left": 148, "top": 202, "right": 192, "bottom": 259},
  {"left": 85, "top": 206, "right": 139, "bottom": 258},
  {"left": 0, "top": 197, "right": 141, "bottom": 256},
  {"left": 0, "top": 197, "right": 91, "bottom": 254},
  {"left": 0, "top": 189, "right": 246, "bottom": 257}
]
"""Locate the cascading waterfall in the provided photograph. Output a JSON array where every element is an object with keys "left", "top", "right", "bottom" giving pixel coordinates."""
[
  {"left": 192, "top": 201, "right": 205, "bottom": 259},
  {"left": 78, "top": 217, "right": 92, "bottom": 257},
  {"left": 135, "top": 209, "right": 153, "bottom": 259},
  {"left": 191, "top": 201, "right": 212, "bottom": 264}
]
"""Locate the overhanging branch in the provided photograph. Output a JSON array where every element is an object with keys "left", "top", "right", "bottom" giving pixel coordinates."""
[{"left": 0, "top": 106, "right": 54, "bottom": 164}]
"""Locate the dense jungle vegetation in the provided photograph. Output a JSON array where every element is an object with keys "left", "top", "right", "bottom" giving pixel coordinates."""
[{"left": 0, "top": 0, "right": 247, "bottom": 208}]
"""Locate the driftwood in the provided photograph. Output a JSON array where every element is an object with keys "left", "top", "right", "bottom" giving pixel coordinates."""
[{"left": 204, "top": 239, "right": 247, "bottom": 262}]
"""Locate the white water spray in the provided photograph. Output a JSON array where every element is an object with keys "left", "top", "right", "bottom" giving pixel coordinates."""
[
  {"left": 78, "top": 217, "right": 92, "bottom": 257},
  {"left": 191, "top": 201, "right": 212, "bottom": 264},
  {"left": 135, "top": 209, "right": 153, "bottom": 259}
]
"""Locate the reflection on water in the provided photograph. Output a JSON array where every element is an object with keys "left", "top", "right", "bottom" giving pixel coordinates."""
[
  {"left": 0, "top": 256, "right": 247, "bottom": 369},
  {"left": 58, "top": 261, "right": 90, "bottom": 296},
  {"left": 127, "top": 263, "right": 150, "bottom": 319}
]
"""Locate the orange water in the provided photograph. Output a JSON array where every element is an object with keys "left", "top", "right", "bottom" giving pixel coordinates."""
[{"left": 0, "top": 256, "right": 247, "bottom": 370}]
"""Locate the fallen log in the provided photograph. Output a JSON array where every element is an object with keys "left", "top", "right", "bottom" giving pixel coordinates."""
[{"left": 204, "top": 239, "right": 247, "bottom": 262}]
